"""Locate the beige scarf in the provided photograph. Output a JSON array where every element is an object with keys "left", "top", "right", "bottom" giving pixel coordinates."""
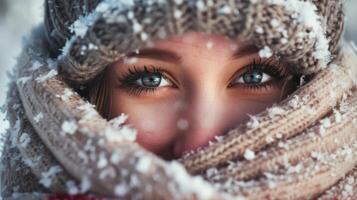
[{"left": 1, "top": 0, "right": 357, "bottom": 199}]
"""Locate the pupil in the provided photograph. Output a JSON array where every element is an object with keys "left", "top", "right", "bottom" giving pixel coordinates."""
[
  {"left": 142, "top": 73, "right": 161, "bottom": 87},
  {"left": 243, "top": 70, "right": 263, "bottom": 84}
]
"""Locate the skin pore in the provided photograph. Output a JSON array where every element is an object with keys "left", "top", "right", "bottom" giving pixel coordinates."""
[{"left": 89, "top": 31, "right": 298, "bottom": 160}]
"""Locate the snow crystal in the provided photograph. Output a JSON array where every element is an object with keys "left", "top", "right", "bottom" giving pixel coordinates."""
[
  {"left": 23, "top": 157, "right": 37, "bottom": 168},
  {"left": 110, "top": 151, "right": 122, "bottom": 164},
  {"left": 268, "top": 106, "right": 285, "bottom": 117},
  {"left": 104, "top": 125, "right": 137, "bottom": 142},
  {"left": 59, "top": 88, "right": 74, "bottom": 101},
  {"left": 299, "top": 75, "right": 306, "bottom": 86},
  {"left": 288, "top": 95, "right": 300, "bottom": 109},
  {"left": 214, "top": 135, "right": 224, "bottom": 142},
  {"left": 333, "top": 109, "right": 342, "bottom": 123},
  {"left": 219, "top": 5, "right": 232, "bottom": 14},
  {"left": 278, "top": 141, "right": 289, "bottom": 149},
  {"left": 208, "top": 140, "right": 215, "bottom": 146},
  {"left": 206, "top": 40, "right": 214, "bottom": 49},
  {"left": 259, "top": 46, "right": 273, "bottom": 58},
  {"left": 35, "top": 69, "right": 58, "bottom": 83},
  {"left": 123, "top": 57, "right": 138, "bottom": 64},
  {"left": 127, "top": 11, "right": 134, "bottom": 19},
  {"left": 306, "top": 105, "right": 315, "bottom": 114},
  {"left": 334, "top": 138, "right": 340, "bottom": 144},
  {"left": 34, "top": 112, "right": 43, "bottom": 123},
  {"left": 268, "top": 0, "right": 331, "bottom": 64},
  {"left": 255, "top": 26, "right": 264, "bottom": 34},
  {"left": 264, "top": 172, "right": 278, "bottom": 189},
  {"left": 39, "top": 166, "right": 63, "bottom": 188},
  {"left": 311, "top": 151, "right": 323, "bottom": 161},
  {"left": 30, "top": 61, "right": 42, "bottom": 71},
  {"left": 114, "top": 183, "right": 128, "bottom": 197},
  {"left": 140, "top": 32, "right": 149, "bottom": 41},
  {"left": 320, "top": 118, "right": 331, "bottom": 128},
  {"left": 280, "top": 38, "right": 288, "bottom": 44},
  {"left": 129, "top": 174, "right": 141, "bottom": 187},
  {"left": 247, "top": 115, "right": 259, "bottom": 129},
  {"left": 243, "top": 149, "right": 255, "bottom": 160},
  {"left": 267, "top": 180, "right": 277, "bottom": 189},
  {"left": 88, "top": 43, "right": 98, "bottom": 50},
  {"left": 174, "top": 0, "right": 183, "bottom": 4},
  {"left": 177, "top": 119, "right": 189, "bottom": 130},
  {"left": 78, "top": 103, "right": 97, "bottom": 121},
  {"left": 80, "top": 176, "right": 91, "bottom": 193},
  {"left": 174, "top": 9, "right": 182, "bottom": 19},
  {"left": 19, "top": 133, "right": 31, "bottom": 148},
  {"left": 347, "top": 176, "right": 355, "bottom": 185},
  {"left": 16, "top": 76, "right": 31, "bottom": 85},
  {"left": 206, "top": 167, "right": 218, "bottom": 178},
  {"left": 69, "top": 15, "right": 94, "bottom": 38},
  {"left": 99, "top": 167, "right": 116, "bottom": 179},
  {"left": 47, "top": 58, "right": 58, "bottom": 70},
  {"left": 133, "top": 21, "right": 142, "bottom": 33},
  {"left": 166, "top": 161, "right": 216, "bottom": 199},
  {"left": 61, "top": 120, "right": 78, "bottom": 135},
  {"left": 196, "top": 1, "right": 206, "bottom": 11},
  {"left": 344, "top": 184, "right": 353, "bottom": 195},
  {"left": 136, "top": 156, "right": 152, "bottom": 173},
  {"left": 287, "top": 163, "right": 304, "bottom": 174},
  {"left": 66, "top": 180, "right": 79, "bottom": 195},
  {"left": 270, "top": 19, "right": 280, "bottom": 28},
  {"left": 60, "top": 37, "right": 76, "bottom": 56},
  {"left": 109, "top": 113, "right": 128, "bottom": 127},
  {"left": 319, "top": 126, "right": 326, "bottom": 136},
  {"left": 80, "top": 46, "right": 88, "bottom": 55},
  {"left": 97, "top": 153, "right": 108, "bottom": 169},
  {"left": 265, "top": 135, "right": 274, "bottom": 143}
]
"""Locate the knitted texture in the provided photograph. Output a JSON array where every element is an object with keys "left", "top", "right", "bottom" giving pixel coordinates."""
[
  {"left": 45, "top": 0, "right": 344, "bottom": 84},
  {"left": 1, "top": 0, "right": 357, "bottom": 199}
]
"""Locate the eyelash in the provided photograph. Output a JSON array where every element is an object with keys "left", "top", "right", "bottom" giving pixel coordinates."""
[
  {"left": 116, "top": 58, "right": 288, "bottom": 95},
  {"left": 117, "top": 65, "right": 172, "bottom": 96},
  {"left": 228, "top": 57, "right": 288, "bottom": 90}
]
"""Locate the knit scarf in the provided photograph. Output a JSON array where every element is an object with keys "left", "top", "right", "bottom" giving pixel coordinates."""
[{"left": 1, "top": 0, "right": 357, "bottom": 199}]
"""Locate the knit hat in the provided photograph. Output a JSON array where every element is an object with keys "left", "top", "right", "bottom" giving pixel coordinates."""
[
  {"left": 1, "top": 0, "right": 357, "bottom": 199},
  {"left": 44, "top": 0, "right": 344, "bottom": 84}
]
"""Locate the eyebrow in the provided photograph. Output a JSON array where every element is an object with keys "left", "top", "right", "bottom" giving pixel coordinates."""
[
  {"left": 126, "top": 48, "right": 182, "bottom": 63},
  {"left": 125, "top": 44, "right": 259, "bottom": 63},
  {"left": 230, "top": 44, "right": 259, "bottom": 60}
]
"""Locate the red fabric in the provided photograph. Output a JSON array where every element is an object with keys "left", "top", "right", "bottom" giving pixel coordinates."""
[{"left": 46, "top": 194, "right": 103, "bottom": 200}]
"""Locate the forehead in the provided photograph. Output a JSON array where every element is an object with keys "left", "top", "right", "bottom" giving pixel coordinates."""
[
  {"left": 125, "top": 31, "right": 259, "bottom": 65},
  {"left": 152, "top": 31, "right": 246, "bottom": 53}
]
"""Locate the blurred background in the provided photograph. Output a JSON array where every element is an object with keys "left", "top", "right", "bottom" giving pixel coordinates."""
[{"left": 0, "top": 0, "right": 356, "bottom": 147}]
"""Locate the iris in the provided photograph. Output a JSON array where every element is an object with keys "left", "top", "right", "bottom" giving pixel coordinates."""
[
  {"left": 138, "top": 73, "right": 162, "bottom": 87},
  {"left": 243, "top": 70, "right": 263, "bottom": 84}
]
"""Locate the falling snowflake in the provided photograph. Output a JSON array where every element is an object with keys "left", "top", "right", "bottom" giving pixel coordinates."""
[{"left": 244, "top": 149, "right": 255, "bottom": 160}]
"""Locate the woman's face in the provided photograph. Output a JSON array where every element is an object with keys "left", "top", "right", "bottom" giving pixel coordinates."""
[{"left": 105, "top": 31, "right": 296, "bottom": 160}]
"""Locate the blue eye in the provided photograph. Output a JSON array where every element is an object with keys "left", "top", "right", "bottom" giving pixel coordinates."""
[
  {"left": 117, "top": 65, "right": 175, "bottom": 96},
  {"left": 234, "top": 70, "right": 272, "bottom": 85},
  {"left": 135, "top": 73, "right": 171, "bottom": 88}
]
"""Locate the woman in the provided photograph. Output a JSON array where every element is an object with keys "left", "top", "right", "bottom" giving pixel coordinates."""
[
  {"left": 87, "top": 31, "right": 299, "bottom": 160},
  {"left": 1, "top": 0, "right": 357, "bottom": 199}
]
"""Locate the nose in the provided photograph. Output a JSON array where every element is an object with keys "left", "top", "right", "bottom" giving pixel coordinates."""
[{"left": 173, "top": 92, "right": 231, "bottom": 158}]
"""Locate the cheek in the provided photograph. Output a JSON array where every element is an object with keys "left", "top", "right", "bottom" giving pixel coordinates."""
[
  {"left": 225, "top": 88, "right": 282, "bottom": 123},
  {"left": 110, "top": 92, "right": 179, "bottom": 153}
]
